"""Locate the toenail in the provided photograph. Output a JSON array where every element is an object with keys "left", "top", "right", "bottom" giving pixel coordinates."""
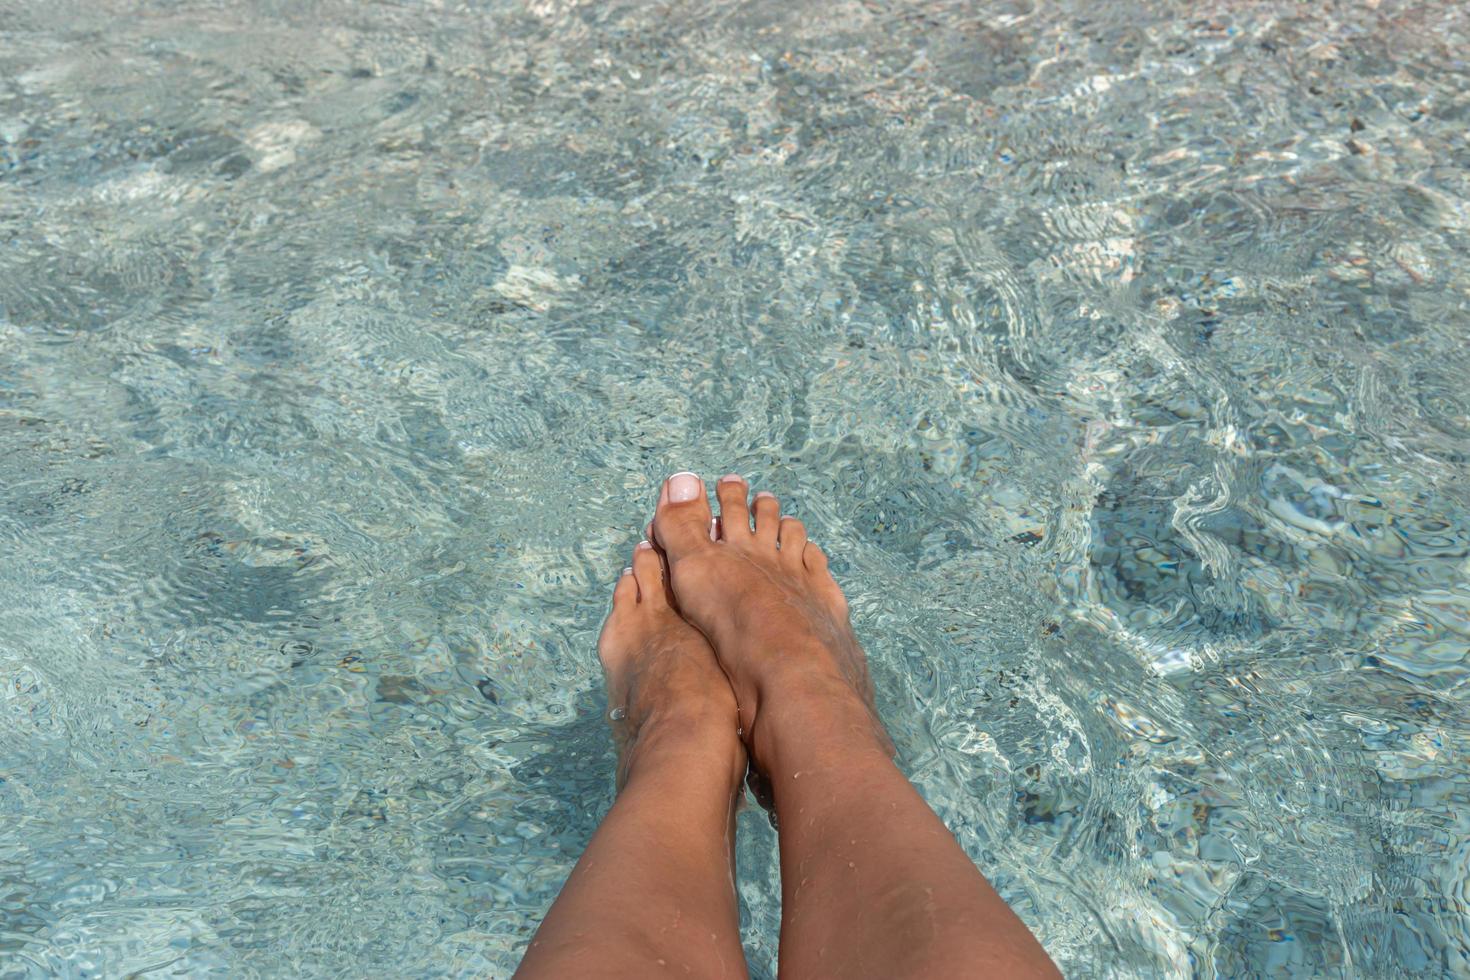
[
  {"left": 621, "top": 566, "right": 632, "bottom": 576},
  {"left": 667, "top": 472, "right": 703, "bottom": 503},
  {"left": 636, "top": 540, "right": 653, "bottom": 551},
  {"left": 755, "top": 491, "right": 777, "bottom": 500},
  {"left": 719, "top": 473, "right": 745, "bottom": 485}
]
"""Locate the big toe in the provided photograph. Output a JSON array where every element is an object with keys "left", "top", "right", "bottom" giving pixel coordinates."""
[{"left": 652, "top": 471, "right": 714, "bottom": 561}]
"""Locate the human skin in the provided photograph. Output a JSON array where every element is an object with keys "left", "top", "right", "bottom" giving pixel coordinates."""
[{"left": 517, "top": 474, "right": 1060, "bottom": 979}]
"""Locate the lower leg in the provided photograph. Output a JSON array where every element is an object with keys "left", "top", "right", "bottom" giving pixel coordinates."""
[
  {"left": 517, "top": 721, "right": 747, "bottom": 979},
  {"left": 759, "top": 678, "right": 1058, "bottom": 979},
  {"left": 516, "top": 544, "right": 750, "bottom": 980}
]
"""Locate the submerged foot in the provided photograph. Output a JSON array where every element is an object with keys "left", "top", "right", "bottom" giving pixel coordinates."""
[
  {"left": 598, "top": 540, "right": 745, "bottom": 792},
  {"left": 649, "top": 472, "right": 890, "bottom": 778}
]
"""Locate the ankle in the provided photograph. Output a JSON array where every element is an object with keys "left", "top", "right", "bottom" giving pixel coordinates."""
[
  {"left": 623, "top": 707, "right": 746, "bottom": 790},
  {"left": 750, "top": 675, "right": 892, "bottom": 778}
]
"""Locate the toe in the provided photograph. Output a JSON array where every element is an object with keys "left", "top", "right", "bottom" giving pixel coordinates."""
[
  {"left": 631, "top": 540, "right": 666, "bottom": 607},
  {"left": 598, "top": 568, "right": 638, "bottom": 671},
  {"left": 614, "top": 565, "right": 638, "bottom": 602},
  {"left": 716, "top": 474, "right": 752, "bottom": 538},
  {"left": 652, "top": 471, "right": 715, "bottom": 561},
  {"left": 802, "top": 541, "right": 846, "bottom": 612},
  {"left": 803, "top": 540, "right": 829, "bottom": 574},
  {"left": 778, "top": 516, "right": 807, "bottom": 564},
  {"left": 752, "top": 491, "right": 781, "bottom": 545}
]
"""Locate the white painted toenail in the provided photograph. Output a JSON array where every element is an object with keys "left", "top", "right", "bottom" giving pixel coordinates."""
[
  {"left": 636, "top": 540, "right": 653, "bottom": 551},
  {"left": 755, "top": 491, "right": 776, "bottom": 500},
  {"left": 719, "top": 473, "right": 745, "bottom": 484},
  {"left": 622, "top": 566, "right": 632, "bottom": 576},
  {"left": 668, "top": 472, "right": 703, "bottom": 502}
]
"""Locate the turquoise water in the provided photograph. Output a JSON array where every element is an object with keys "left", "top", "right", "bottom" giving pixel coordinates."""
[{"left": 3, "top": 0, "right": 1469, "bottom": 976}]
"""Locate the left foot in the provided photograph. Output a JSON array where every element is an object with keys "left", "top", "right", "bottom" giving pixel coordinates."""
[{"left": 598, "top": 541, "right": 745, "bottom": 792}]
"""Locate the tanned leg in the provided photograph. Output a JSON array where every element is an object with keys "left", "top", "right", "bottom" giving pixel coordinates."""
[
  {"left": 651, "top": 472, "right": 1060, "bottom": 980},
  {"left": 515, "top": 541, "right": 749, "bottom": 980}
]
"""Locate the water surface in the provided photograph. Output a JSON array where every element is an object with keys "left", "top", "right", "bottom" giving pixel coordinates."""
[{"left": 3, "top": 1, "right": 1469, "bottom": 976}]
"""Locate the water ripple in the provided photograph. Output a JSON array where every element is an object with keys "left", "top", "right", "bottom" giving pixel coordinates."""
[{"left": 3, "top": 0, "right": 1470, "bottom": 976}]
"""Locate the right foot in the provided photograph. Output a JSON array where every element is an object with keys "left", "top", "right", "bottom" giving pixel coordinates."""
[{"left": 649, "top": 472, "right": 891, "bottom": 776}]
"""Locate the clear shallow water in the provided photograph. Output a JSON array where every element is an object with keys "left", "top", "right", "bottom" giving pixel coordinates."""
[{"left": 2, "top": 0, "right": 1469, "bottom": 975}]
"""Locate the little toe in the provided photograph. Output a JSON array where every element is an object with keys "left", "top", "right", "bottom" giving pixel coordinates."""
[
  {"left": 631, "top": 540, "right": 666, "bottom": 607},
  {"left": 803, "top": 540, "right": 829, "bottom": 574},
  {"left": 716, "top": 474, "right": 752, "bottom": 538},
  {"left": 652, "top": 471, "right": 715, "bottom": 562},
  {"left": 752, "top": 491, "right": 781, "bottom": 546},
  {"left": 778, "top": 516, "right": 807, "bottom": 565}
]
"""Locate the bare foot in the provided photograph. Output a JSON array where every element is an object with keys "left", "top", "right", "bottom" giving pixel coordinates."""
[
  {"left": 518, "top": 541, "right": 750, "bottom": 980},
  {"left": 598, "top": 539, "right": 745, "bottom": 793},
  {"left": 647, "top": 476, "right": 1060, "bottom": 980},
  {"left": 649, "top": 472, "right": 890, "bottom": 777}
]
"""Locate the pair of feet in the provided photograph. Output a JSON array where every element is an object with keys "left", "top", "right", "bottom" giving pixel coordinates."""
[
  {"left": 598, "top": 472, "right": 887, "bottom": 803},
  {"left": 523, "top": 472, "right": 1059, "bottom": 979}
]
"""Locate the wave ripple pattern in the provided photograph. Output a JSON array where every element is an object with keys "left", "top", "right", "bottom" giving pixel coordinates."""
[{"left": 2, "top": 1, "right": 1468, "bottom": 976}]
